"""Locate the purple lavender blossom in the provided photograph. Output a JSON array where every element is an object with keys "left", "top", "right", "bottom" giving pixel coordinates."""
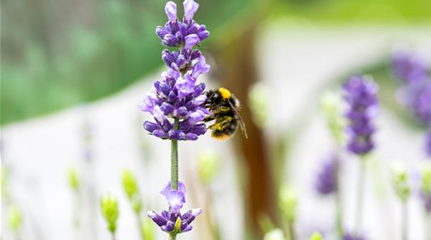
[
  {"left": 343, "top": 232, "right": 366, "bottom": 240},
  {"left": 399, "top": 80, "right": 431, "bottom": 126},
  {"left": 392, "top": 50, "right": 431, "bottom": 126},
  {"left": 315, "top": 154, "right": 339, "bottom": 195},
  {"left": 343, "top": 76, "right": 379, "bottom": 156},
  {"left": 147, "top": 181, "right": 202, "bottom": 233},
  {"left": 156, "top": 0, "right": 209, "bottom": 48},
  {"left": 392, "top": 50, "right": 428, "bottom": 84},
  {"left": 140, "top": 0, "right": 211, "bottom": 141}
]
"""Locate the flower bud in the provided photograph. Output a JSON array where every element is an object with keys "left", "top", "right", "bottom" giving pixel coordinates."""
[
  {"left": 319, "top": 90, "right": 346, "bottom": 145},
  {"left": 391, "top": 163, "right": 410, "bottom": 202},
  {"left": 141, "top": 216, "right": 155, "bottom": 240},
  {"left": 248, "top": 82, "right": 271, "bottom": 128},
  {"left": 8, "top": 205, "right": 22, "bottom": 233},
  {"left": 310, "top": 232, "right": 323, "bottom": 240},
  {"left": 264, "top": 229, "right": 285, "bottom": 240},
  {"left": 122, "top": 169, "right": 142, "bottom": 213},
  {"left": 279, "top": 186, "right": 297, "bottom": 223},
  {"left": 197, "top": 150, "right": 220, "bottom": 185},
  {"left": 68, "top": 166, "right": 80, "bottom": 191},
  {"left": 100, "top": 194, "right": 119, "bottom": 234}
]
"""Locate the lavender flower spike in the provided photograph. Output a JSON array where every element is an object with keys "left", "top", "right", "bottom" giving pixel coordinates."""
[
  {"left": 147, "top": 181, "right": 202, "bottom": 234},
  {"left": 391, "top": 50, "right": 428, "bottom": 84},
  {"left": 315, "top": 154, "right": 339, "bottom": 195},
  {"left": 343, "top": 76, "right": 379, "bottom": 156},
  {"left": 141, "top": 0, "right": 211, "bottom": 141}
]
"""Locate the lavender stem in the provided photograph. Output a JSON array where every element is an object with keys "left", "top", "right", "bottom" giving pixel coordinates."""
[
  {"left": 355, "top": 159, "right": 366, "bottom": 237},
  {"left": 171, "top": 119, "right": 179, "bottom": 190},
  {"left": 335, "top": 181, "right": 344, "bottom": 238},
  {"left": 170, "top": 233, "right": 177, "bottom": 240}
]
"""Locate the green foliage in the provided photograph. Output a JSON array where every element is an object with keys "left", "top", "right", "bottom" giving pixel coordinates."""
[{"left": 100, "top": 194, "right": 119, "bottom": 234}]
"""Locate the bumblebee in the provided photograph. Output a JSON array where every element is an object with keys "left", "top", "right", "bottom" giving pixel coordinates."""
[{"left": 204, "top": 87, "right": 248, "bottom": 140}]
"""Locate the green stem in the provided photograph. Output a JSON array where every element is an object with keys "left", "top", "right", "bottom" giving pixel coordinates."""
[
  {"left": 355, "top": 159, "right": 366, "bottom": 237},
  {"left": 402, "top": 202, "right": 408, "bottom": 240},
  {"left": 287, "top": 222, "right": 296, "bottom": 240},
  {"left": 170, "top": 233, "right": 177, "bottom": 240},
  {"left": 171, "top": 119, "right": 179, "bottom": 190},
  {"left": 335, "top": 183, "right": 343, "bottom": 239},
  {"left": 334, "top": 152, "right": 343, "bottom": 239}
]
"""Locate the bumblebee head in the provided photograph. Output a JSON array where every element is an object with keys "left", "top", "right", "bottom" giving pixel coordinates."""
[{"left": 218, "top": 87, "right": 231, "bottom": 100}]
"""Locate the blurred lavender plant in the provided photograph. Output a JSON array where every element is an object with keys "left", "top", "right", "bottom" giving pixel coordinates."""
[
  {"left": 392, "top": 50, "right": 431, "bottom": 160},
  {"left": 249, "top": 82, "right": 271, "bottom": 128},
  {"left": 279, "top": 186, "right": 298, "bottom": 240},
  {"left": 391, "top": 164, "right": 411, "bottom": 240},
  {"left": 121, "top": 170, "right": 154, "bottom": 240},
  {"left": 100, "top": 194, "right": 119, "bottom": 240},
  {"left": 315, "top": 154, "right": 339, "bottom": 195},
  {"left": 392, "top": 50, "right": 428, "bottom": 85},
  {"left": 320, "top": 91, "right": 346, "bottom": 145},
  {"left": 343, "top": 76, "right": 379, "bottom": 238},
  {"left": 197, "top": 150, "right": 221, "bottom": 185},
  {"left": 139, "top": 0, "right": 209, "bottom": 239},
  {"left": 419, "top": 164, "right": 431, "bottom": 211},
  {"left": 319, "top": 91, "right": 346, "bottom": 238},
  {"left": 343, "top": 232, "right": 366, "bottom": 240},
  {"left": 343, "top": 76, "right": 379, "bottom": 156},
  {"left": 419, "top": 164, "right": 431, "bottom": 239},
  {"left": 67, "top": 166, "right": 81, "bottom": 232}
]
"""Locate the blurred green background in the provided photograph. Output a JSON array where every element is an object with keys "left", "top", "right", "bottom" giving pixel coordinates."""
[{"left": 1, "top": 0, "right": 430, "bottom": 125}]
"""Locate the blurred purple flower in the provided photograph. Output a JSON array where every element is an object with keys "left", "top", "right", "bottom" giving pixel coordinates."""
[
  {"left": 343, "top": 76, "right": 379, "bottom": 156},
  {"left": 343, "top": 232, "right": 366, "bottom": 240},
  {"left": 392, "top": 50, "right": 428, "bottom": 84},
  {"left": 140, "top": 0, "right": 211, "bottom": 141},
  {"left": 315, "top": 154, "right": 339, "bottom": 195},
  {"left": 392, "top": 50, "right": 431, "bottom": 126},
  {"left": 421, "top": 193, "right": 431, "bottom": 213},
  {"left": 148, "top": 181, "right": 202, "bottom": 233}
]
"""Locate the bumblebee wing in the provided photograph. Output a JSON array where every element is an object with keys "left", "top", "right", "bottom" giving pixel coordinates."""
[{"left": 228, "top": 101, "right": 248, "bottom": 139}]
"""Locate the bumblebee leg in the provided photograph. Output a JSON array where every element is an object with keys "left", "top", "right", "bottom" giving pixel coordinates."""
[
  {"left": 208, "top": 116, "right": 232, "bottom": 131},
  {"left": 211, "top": 106, "right": 230, "bottom": 115}
]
